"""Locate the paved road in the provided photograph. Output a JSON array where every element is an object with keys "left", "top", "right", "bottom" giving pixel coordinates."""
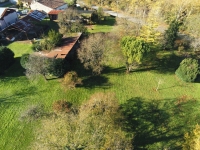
[{"left": 77, "top": 1, "right": 166, "bottom": 32}]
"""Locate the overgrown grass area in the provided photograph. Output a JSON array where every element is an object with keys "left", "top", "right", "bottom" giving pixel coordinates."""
[{"left": 1, "top": 41, "right": 200, "bottom": 149}]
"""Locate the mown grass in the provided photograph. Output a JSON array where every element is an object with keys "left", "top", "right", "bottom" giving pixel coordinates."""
[
  {"left": 87, "top": 16, "right": 116, "bottom": 33},
  {"left": 1, "top": 41, "right": 200, "bottom": 149}
]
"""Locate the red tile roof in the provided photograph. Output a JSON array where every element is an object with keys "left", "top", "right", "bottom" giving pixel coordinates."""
[{"left": 48, "top": 10, "right": 63, "bottom": 15}]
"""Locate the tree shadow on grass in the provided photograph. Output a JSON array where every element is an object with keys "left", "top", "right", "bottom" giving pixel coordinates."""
[
  {"left": 1, "top": 57, "right": 25, "bottom": 78},
  {"left": 120, "top": 97, "right": 200, "bottom": 149},
  {"left": 152, "top": 53, "right": 183, "bottom": 74},
  {"left": 102, "top": 66, "right": 126, "bottom": 75},
  {"left": 78, "top": 75, "right": 111, "bottom": 89},
  {"left": 98, "top": 16, "right": 116, "bottom": 26},
  {"left": 0, "top": 86, "right": 37, "bottom": 106}
]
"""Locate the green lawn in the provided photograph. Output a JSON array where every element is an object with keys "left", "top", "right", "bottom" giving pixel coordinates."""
[
  {"left": 88, "top": 16, "right": 116, "bottom": 33},
  {"left": 1, "top": 41, "right": 200, "bottom": 149}
]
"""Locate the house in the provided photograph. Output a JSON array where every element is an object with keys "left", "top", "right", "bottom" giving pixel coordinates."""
[
  {"left": 48, "top": 10, "right": 63, "bottom": 20},
  {"left": 0, "top": 8, "right": 18, "bottom": 32},
  {"left": 30, "top": 0, "right": 68, "bottom": 14},
  {"left": 36, "top": 32, "right": 82, "bottom": 59}
]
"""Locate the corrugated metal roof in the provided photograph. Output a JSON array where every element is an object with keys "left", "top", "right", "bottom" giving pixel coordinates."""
[{"left": 36, "top": 33, "right": 82, "bottom": 59}]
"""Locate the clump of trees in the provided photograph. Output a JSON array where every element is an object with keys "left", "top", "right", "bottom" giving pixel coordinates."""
[
  {"left": 78, "top": 33, "right": 106, "bottom": 75},
  {"left": 58, "top": 8, "right": 87, "bottom": 35},
  {"left": 91, "top": 7, "right": 104, "bottom": 23},
  {"left": 31, "top": 92, "right": 133, "bottom": 150},
  {"left": 120, "top": 36, "right": 151, "bottom": 73},
  {"left": 24, "top": 54, "right": 68, "bottom": 80},
  {"left": 175, "top": 58, "right": 199, "bottom": 82},
  {"left": 0, "top": 46, "right": 14, "bottom": 74}
]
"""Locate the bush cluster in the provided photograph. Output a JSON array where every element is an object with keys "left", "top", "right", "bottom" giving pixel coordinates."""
[
  {"left": 175, "top": 58, "right": 199, "bottom": 82},
  {"left": 52, "top": 100, "right": 71, "bottom": 113}
]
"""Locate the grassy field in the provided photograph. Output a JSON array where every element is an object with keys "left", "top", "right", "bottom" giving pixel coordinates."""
[
  {"left": 1, "top": 27, "right": 200, "bottom": 149},
  {"left": 87, "top": 16, "right": 116, "bottom": 33}
]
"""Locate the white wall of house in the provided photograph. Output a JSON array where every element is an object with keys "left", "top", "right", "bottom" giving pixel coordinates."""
[
  {"left": 56, "top": 4, "right": 68, "bottom": 10},
  {"left": 31, "top": 1, "right": 53, "bottom": 13},
  {"left": 3, "top": 12, "right": 18, "bottom": 25}
]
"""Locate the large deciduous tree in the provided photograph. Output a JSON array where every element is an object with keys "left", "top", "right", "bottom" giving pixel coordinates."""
[
  {"left": 25, "top": 55, "right": 52, "bottom": 80},
  {"left": 25, "top": 55, "right": 68, "bottom": 80},
  {"left": 78, "top": 33, "right": 106, "bottom": 75},
  {"left": 120, "top": 36, "right": 150, "bottom": 73},
  {"left": 0, "top": 46, "right": 14, "bottom": 74}
]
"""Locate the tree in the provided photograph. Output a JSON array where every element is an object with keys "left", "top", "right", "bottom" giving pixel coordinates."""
[
  {"left": 78, "top": 33, "right": 106, "bottom": 75},
  {"left": 115, "top": 17, "right": 142, "bottom": 37},
  {"left": 163, "top": 20, "right": 180, "bottom": 50},
  {"left": 48, "top": 29, "right": 63, "bottom": 47},
  {"left": 58, "top": 8, "right": 87, "bottom": 35},
  {"left": 91, "top": 7, "right": 104, "bottom": 23},
  {"left": 0, "top": 46, "right": 14, "bottom": 74},
  {"left": 175, "top": 58, "right": 199, "bottom": 82},
  {"left": 20, "top": 54, "right": 30, "bottom": 69},
  {"left": 183, "top": 124, "right": 200, "bottom": 150},
  {"left": 120, "top": 36, "right": 151, "bottom": 73},
  {"left": 31, "top": 92, "right": 133, "bottom": 150},
  {"left": 25, "top": 54, "right": 52, "bottom": 80}
]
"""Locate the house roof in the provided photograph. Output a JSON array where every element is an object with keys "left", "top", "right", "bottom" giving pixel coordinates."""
[
  {"left": 37, "top": 0, "right": 66, "bottom": 9},
  {"left": 10, "top": 10, "right": 46, "bottom": 32},
  {"left": 12, "top": 20, "right": 33, "bottom": 32},
  {"left": 48, "top": 10, "right": 63, "bottom": 15},
  {"left": 36, "top": 33, "right": 82, "bottom": 59},
  {"left": 0, "top": 8, "right": 16, "bottom": 19}
]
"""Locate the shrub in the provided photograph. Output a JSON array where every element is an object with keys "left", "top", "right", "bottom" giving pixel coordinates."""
[
  {"left": 0, "top": 46, "right": 14, "bottom": 74},
  {"left": 52, "top": 100, "right": 71, "bottom": 113},
  {"left": 63, "top": 71, "right": 82, "bottom": 88},
  {"left": 48, "top": 29, "right": 63, "bottom": 47},
  {"left": 20, "top": 53, "right": 30, "bottom": 69},
  {"left": 175, "top": 58, "right": 199, "bottom": 82}
]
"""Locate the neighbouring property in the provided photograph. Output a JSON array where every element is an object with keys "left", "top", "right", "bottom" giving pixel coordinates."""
[
  {"left": 0, "top": 9, "right": 46, "bottom": 41},
  {"left": 48, "top": 10, "right": 63, "bottom": 20},
  {"left": 30, "top": 0, "right": 68, "bottom": 13},
  {"left": 0, "top": 8, "right": 18, "bottom": 32}
]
